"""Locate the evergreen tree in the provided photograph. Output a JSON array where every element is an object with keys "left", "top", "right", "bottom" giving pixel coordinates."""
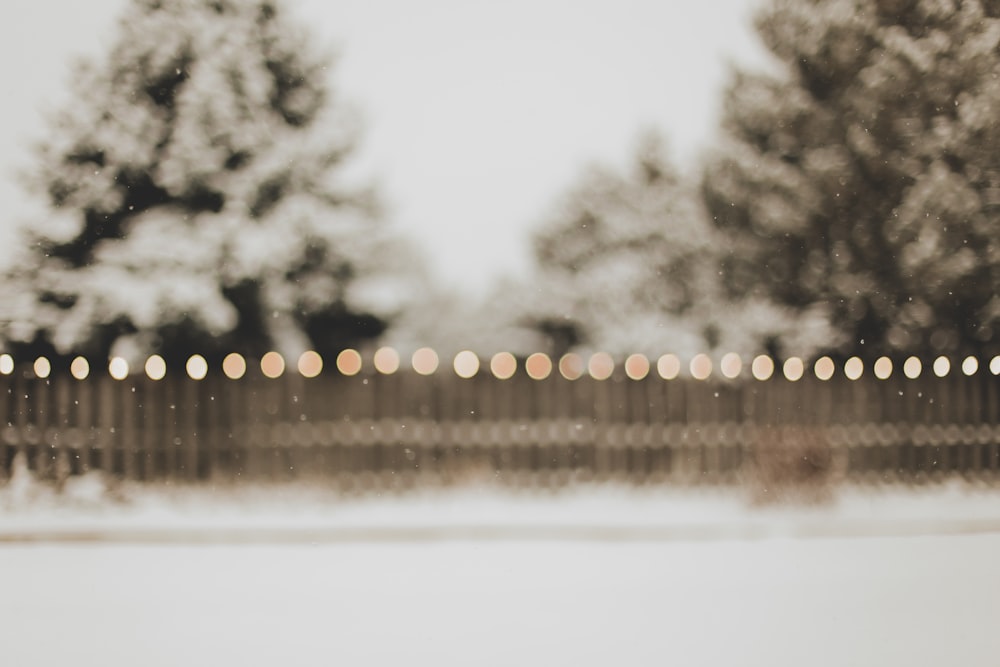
[
  {"left": 703, "top": 0, "right": 1000, "bottom": 358},
  {"left": 381, "top": 279, "right": 548, "bottom": 360},
  {"left": 0, "top": 0, "right": 420, "bottom": 364},
  {"left": 525, "top": 134, "right": 831, "bottom": 359}
]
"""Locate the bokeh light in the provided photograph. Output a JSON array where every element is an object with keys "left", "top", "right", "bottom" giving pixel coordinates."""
[
  {"left": 783, "top": 357, "right": 804, "bottom": 382},
  {"left": 411, "top": 347, "right": 439, "bottom": 376},
  {"left": 453, "top": 350, "right": 480, "bottom": 379},
  {"left": 813, "top": 356, "right": 835, "bottom": 381},
  {"left": 186, "top": 354, "right": 208, "bottom": 380},
  {"left": 70, "top": 356, "right": 90, "bottom": 380},
  {"left": 991, "top": 356, "right": 1000, "bottom": 376},
  {"left": 961, "top": 356, "right": 978, "bottom": 376},
  {"left": 558, "top": 353, "right": 584, "bottom": 380},
  {"left": 525, "top": 353, "right": 552, "bottom": 380},
  {"left": 933, "top": 356, "right": 950, "bottom": 378},
  {"left": 261, "top": 351, "right": 285, "bottom": 379},
  {"left": 657, "top": 354, "right": 681, "bottom": 380},
  {"left": 873, "top": 356, "right": 893, "bottom": 380},
  {"left": 336, "top": 349, "right": 362, "bottom": 376},
  {"left": 903, "top": 356, "right": 922, "bottom": 379},
  {"left": 720, "top": 353, "right": 742, "bottom": 379},
  {"left": 373, "top": 347, "right": 399, "bottom": 374},
  {"left": 624, "top": 354, "right": 649, "bottom": 381},
  {"left": 145, "top": 355, "right": 167, "bottom": 381},
  {"left": 33, "top": 357, "right": 51, "bottom": 379},
  {"left": 222, "top": 353, "right": 246, "bottom": 380},
  {"left": 751, "top": 355, "right": 774, "bottom": 381},
  {"left": 588, "top": 352, "right": 615, "bottom": 380},
  {"left": 690, "top": 353, "right": 712, "bottom": 380},
  {"left": 109, "top": 357, "right": 129, "bottom": 380},
  {"left": 0, "top": 354, "right": 12, "bottom": 375},
  {"left": 844, "top": 356, "right": 864, "bottom": 381},
  {"left": 297, "top": 350, "right": 323, "bottom": 378},
  {"left": 490, "top": 352, "right": 517, "bottom": 380}
]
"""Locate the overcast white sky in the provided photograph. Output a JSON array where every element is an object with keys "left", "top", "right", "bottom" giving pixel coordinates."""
[{"left": 0, "top": 0, "right": 770, "bottom": 295}]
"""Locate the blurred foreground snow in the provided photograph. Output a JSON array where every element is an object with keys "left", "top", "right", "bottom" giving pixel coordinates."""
[
  {"left": 2, "top": 476, "right": 999, "bottom": 666},
  {"left": 2, "top": 467, "right": 1000, "bottom": 541}
]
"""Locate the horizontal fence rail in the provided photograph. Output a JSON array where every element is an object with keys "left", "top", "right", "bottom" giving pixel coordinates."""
[{"left": 1, "top": 350, "right": 999, "bottom": 488}]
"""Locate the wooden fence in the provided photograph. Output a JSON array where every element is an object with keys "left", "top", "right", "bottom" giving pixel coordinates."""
[{"left": 2, "top": 352, "right": 999, "bottom": 488}]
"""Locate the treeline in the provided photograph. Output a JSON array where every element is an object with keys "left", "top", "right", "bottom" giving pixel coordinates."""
[
  {"left": 518, "top": 0, "right": 1000, "bottom": 363},
  {"left": 2, "top": 0, "right": 999, "bottom": 367}
]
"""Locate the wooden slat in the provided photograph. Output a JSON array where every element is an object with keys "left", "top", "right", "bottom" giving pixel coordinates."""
[{"left": 1, "top": 358, "right": 997, "bottom": 485}]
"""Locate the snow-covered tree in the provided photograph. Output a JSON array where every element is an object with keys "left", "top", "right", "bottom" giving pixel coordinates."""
[
  {"left": 524, "top": 134, "right": 833, "bottom": 360},
  {"left": 383, "top": 278, "right": 549, "bottom": 360},
  {"left": 0, "top": 0, "right": 422, "bottom": 364},
  {"left": 703, "top": 0, "right": 1000, "bottom": 358}
]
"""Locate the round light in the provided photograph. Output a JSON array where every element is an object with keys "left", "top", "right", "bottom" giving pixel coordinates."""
[
  {"left": 991, "top": 356, "right": 1000, "bottom": 376},
  {"left": 525, "top": 353, "right": 552, "bottom": 380},
  {"left": 961, "top": 356, "right": 978, "bottom": 376},
  {"left": 145, "top": 355, "right": 167, "bottom": 381},
  {"left": 624, "top": 354, "right": 649, "bottom": 381},
  {"left": 720, "top": 353, "right": 742, "bottom": 379},
  {"left": 261, "top": 351, "right": 285, "bottom": 379},
  {"left": 297, "top": 350, "right": 323, "bottom": 378},
  {"left": 0, "top": 354, "right": 13, "bottom": 375},
  {"left": 933, "top": 356, "right": 950, "bottom": 378},
  {"left": 222, "top": 353, "right": 246, "bottom": 380},
  {"left": 373, "top": 347, "right": 399, "bottom": 375},
  {"left": 33, "top": 357, "right": 51, "bottom": 379},
  {"left": 903, "top": 356, "right": 922, "bottom": 379},
  {"left": 453, "top": 350, "right": 480, "bottom": 379},
  {"left": 813, "top": 356, "right": 835, "bottom": 381},
  {"left": 873, "top": 356, "right": 893, "bottom": 380},
  {"left": 751, "top": 355, "right": 774, "bottom": 381},
  {"left": 690, "top": 353, "right": 712, "bottom": 380},
  {"left": 783, "top": 357, "right": 804, "bottom": 381},
  {"left": 490, "top": 352, "right": 517, "bottom": 380},
  {"left": 411, "top": 347, "right": 439, "bottom": 376},
  {"left": 108, "top": 357, "right": 129, "bottom": 380},
  {"left": 336, "top": 349, "right": 362, "bottom": 376},
  {"left": 70, "top": 356, "right": 90, "bottom": 380},
  {"left": 186, "top": 354, "right": 208, "bottom": 380},
  {"left": 657, "top": 354, "right": 681, "bottom": 380},
  {"left": 588, "top": 352, "right": 615, "bottom": 380},
  {"left": 844, "top": 356, "right": 864, "bottom": 381},
  {"left": 558, "top": 353, "right": 584, "bottom": 380}
]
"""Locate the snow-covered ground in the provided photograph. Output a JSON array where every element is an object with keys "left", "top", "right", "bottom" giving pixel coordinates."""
[
  {"left": 2, "top": 477, "right": 1000, "bottom": 666},
  {"left": 2, "top": 469, "right": 1000, "bottom": 541}
]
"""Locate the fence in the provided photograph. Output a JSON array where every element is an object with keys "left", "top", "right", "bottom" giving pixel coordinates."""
[{"left": 2, "top": 350, "right": 999, "bottom": 488}]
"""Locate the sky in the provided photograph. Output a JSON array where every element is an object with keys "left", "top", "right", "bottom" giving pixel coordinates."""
[{"left": 0, "top": 0, "right": 771, "bottom": 295}]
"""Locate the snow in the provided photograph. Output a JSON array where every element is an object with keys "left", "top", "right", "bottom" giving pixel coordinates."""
[
  {"left": 1, "top": 531, "right": 998, "bottom": 665},
  {"left": 3, "top": 472, "right": 1000, "bottom": 540},
  {"left": 2, "top": 478, "right": 1000, "bottom": 665}
]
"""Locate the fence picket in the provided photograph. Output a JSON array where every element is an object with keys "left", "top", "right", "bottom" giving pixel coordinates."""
[{"left": 1, "top": 356, "right": 998, "bottom": 486}]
